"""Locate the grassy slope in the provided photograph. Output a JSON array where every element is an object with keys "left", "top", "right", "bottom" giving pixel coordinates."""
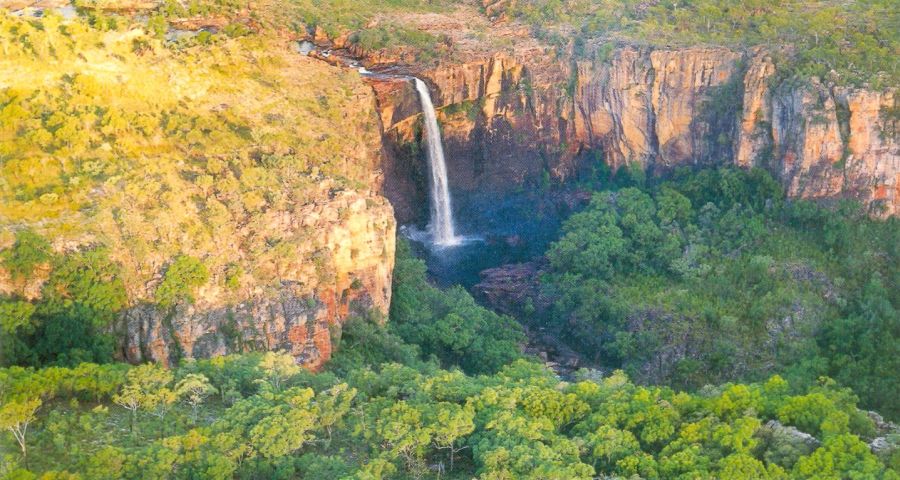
[
  {"left": 0, "top": 10, "right": 384, "bottom": 298},
  {"left": 497, "top": 0, "right": 899, "bottom": 88}
]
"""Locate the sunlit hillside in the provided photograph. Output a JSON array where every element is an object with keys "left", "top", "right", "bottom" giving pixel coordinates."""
[{"left": 0, "top": 10, "right": 385, "bottom": 299}]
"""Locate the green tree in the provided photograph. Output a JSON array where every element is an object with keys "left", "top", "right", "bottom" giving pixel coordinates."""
[
  {"left": 792, "top": 434, "right": 886, "bottom": 479},
  {"left": 248, "top": 388, "right": 317, "bottom": 459},
  {"left": 257, "top": 351, "right": 300, "bottom": 393},
  {"left": 313, "top": 383, "right": 356, "bottom": 442},
  {"left": 149, "top": 386, "right": 177, "bottom": 437},
  {"left": 0, "top": 301, "right": 36, "bottom": 336},
  {"left": 155, "top": 255, "right": 209, "bottom": 308},
  {"left": 1, "top": 229, "right": 51, "bottom": 283},
  {"left": 585, "top": 425, "right": 640, "bottom": 473},
  {"left": 0, "top": 397, "right": 41, "bottom": 468},
  {"left": 175, "top": 373, "right": 216, "bottom": 422},
  {"left": 375, "top": 401, "right": 433, "bottom": 478},
  {"left": 389, "top": 241, "right": 524, "bottom": 374},
  {"left": 822, "top": 276, "right": 900, "bottom": 418},
  {"left": 429, "top": 402, "right": 475, "bottom": 472},
  {"left": 112, "top": 364, "right": 172, "bottom": 436}
]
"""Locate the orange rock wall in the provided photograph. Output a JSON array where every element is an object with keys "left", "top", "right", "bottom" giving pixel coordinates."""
[{"left": 370, "top": 46, "right": 898, "bottom": 217}]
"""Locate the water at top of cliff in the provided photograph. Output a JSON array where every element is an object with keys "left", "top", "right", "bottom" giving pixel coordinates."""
[{"left": 413, "top": 77, "right": 462, "bottom": 247}]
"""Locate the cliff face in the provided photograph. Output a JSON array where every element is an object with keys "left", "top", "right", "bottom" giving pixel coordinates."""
[
  {"left": 366, "top": 42, "right": 898, "bottom": 218},
  {"left": 768, "top": 82, "right": 898, "bottom": 214},
  {"left": 119, "top": 191, "right": 396, "bottom": 369},
  {"left": 575, "top": 47, "right": 743, "bottom": 170}
]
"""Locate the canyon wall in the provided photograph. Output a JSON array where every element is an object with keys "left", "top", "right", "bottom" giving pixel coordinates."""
[
  {"left": 368, "top": 45, "right": 898, "bottom": 219},
  {"left": 118, "top": 191, "right": 396, "bottom": 370}
]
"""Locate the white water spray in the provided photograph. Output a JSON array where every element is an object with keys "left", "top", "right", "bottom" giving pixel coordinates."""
[{"left": 413, "top": 78, "right": 460, "bottom": 246}]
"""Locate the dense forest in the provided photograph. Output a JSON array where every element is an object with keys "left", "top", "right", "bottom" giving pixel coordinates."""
[
  {"left": 1, "top": 245, "right": 898, "bottom": 479},
  {"left": 538, "top": 168, "right": 900, "bottom": 419}
]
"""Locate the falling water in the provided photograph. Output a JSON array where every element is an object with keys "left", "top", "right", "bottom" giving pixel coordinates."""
[{"left": 413, "top": 77, "right": 460, "bottom": 247}]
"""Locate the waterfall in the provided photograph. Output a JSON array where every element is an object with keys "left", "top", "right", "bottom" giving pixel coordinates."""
[{"left": 413, "top": 77, "right": 460, "bottom": 246}]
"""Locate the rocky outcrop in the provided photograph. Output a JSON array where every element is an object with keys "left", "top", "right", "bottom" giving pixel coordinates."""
[
  {"left": 758, "top": 420, "right": 821, "bottom": 454},
  {"left": 364, "top": 40, "right": 898, "bottom": 218},
  {"left": 474, "top": 261, "right": 546, "bottom": 317},
  {"left": 118, "top": 191, "right": 396, "bottom": 370}
]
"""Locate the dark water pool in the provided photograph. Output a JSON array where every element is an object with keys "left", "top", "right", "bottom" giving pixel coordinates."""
[{"left": 403, "top": 188, "right": 587, "bottom": 288}]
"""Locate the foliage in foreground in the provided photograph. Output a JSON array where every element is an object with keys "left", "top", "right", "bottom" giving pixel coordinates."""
[{"left": 0, "top": 343, "right": 897, "bottom": 479}]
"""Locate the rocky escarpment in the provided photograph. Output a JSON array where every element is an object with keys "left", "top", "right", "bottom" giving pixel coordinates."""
[
  {"left": 367, "top": 46, "right": 575, "bottom": 222},
  {"left": 0, "top": 23, "right": 397, "bottom": 371},
  {"left": 119, "top": 191, "right": 395, "bottom": 369},
  {"left": 364, "top": 38, "right": 898, "bottom": 218}
]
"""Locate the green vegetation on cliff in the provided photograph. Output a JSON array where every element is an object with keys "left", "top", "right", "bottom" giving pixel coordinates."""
[
  {"left": 1, "top": 234, "right": 127, "bottom": 366},
  {"left": 502, "top": 0, "right": 898, "bottom": 87},
  {"left": 0, "top": 9, "right": 387, "bottom": 327}
]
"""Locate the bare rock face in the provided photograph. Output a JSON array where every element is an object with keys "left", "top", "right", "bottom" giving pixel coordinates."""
[
  {"left": 575, "top": 47, "right": 742, "bottom": 171},
  {"left": 119, "top": 191, "right": 396, "bottom": 370},
  {"left": 737, "top": 71, "right": 899, "bottom": 216},
  {"left": 575, "top": 47, "right": 657, "bottom": 170},
  {"left": 365, "top": 40, "right": 898, "bottom": 218},
  {"left": 771, "top": 79, "right": 847, "bottom": 201},
  {"left": 650, "top": 49, "right": 742, "bottom": 167},
  {"left": 836, "top": 89, "right": 898, "bottom": 216},
  {"left": 734, "top": 51, "right": 776, "bottom": 168}
]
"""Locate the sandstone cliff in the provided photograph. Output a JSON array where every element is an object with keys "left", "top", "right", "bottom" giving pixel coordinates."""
[
  {"left": 359, "top": 25, "right": 898, "bottom": 218},
  {"left": 118, "top": 191, "right": 395, "bottom": 369}
]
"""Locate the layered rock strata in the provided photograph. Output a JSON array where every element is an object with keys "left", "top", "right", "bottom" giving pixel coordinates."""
[{"left": 366, "top": 43, "right": 897, "bottom": 218}]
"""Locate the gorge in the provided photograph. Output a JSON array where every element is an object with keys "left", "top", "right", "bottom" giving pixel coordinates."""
[
  {"left": 1, "top": 2, "right": 899, "bottom": 477},
  {"left": 7, "top": 18, "right": 896, "bottom": 371}
]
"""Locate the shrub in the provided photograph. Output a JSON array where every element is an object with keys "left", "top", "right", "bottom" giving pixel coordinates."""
[
  {"left": 155, "top": 255, "right": 209, "bottom": 308},
  {"left": 1, "top": 230, "right": 51, "bottom": 282}
]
